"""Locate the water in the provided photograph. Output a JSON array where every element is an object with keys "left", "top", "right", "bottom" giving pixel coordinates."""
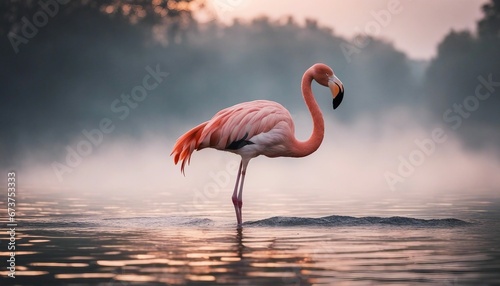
[{"left": 1, "top": 189, "right": 500, "bottom": 285}]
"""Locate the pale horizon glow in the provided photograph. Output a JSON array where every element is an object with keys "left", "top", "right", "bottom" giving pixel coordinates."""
[{"left": 205, "top": 0, "right": 486, "bottom": 60}]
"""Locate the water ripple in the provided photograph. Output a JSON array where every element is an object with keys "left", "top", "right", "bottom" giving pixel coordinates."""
[{"left": 244, "top": 215, "right": 471, "bottom": 227}]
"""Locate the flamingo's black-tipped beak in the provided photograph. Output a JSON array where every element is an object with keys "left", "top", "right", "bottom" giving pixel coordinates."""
[
  {"left": 329, "top": 75, "right": 344, "bottom": 110},
  {"left": 333, "top": 90, "right": 344, "bottom": 110}
]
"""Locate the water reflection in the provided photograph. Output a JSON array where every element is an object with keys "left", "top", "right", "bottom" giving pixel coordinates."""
[{"left": 4, "top": 226, "right": 495, "bottom": 285}]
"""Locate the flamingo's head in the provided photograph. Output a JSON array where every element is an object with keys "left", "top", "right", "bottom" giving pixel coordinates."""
[{"left": 311, "top": 63, "right": 345, "bottom": 110}]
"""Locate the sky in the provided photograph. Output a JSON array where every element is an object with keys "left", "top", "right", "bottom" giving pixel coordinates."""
[{"left": 206, "top": 0, "right": 486, "bottom": 60}]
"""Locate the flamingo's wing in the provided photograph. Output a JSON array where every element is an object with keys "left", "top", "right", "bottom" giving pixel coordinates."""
[
  {"left": 171, "top": 100, "right": 293, "bottom": 173},
  {"left": 198, "top": 100, "right": 294, "bottom": 150}
]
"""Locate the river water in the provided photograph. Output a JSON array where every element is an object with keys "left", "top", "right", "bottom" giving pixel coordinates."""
[{"left": 1, "top": 188, "right": 499, "bottom": 285}]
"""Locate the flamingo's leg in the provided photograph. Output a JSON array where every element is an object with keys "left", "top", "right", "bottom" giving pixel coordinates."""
[
  {"left": 231, "top": 161, "right": 243, "bottom": 225},
  {"left": 236, "top": 159, "right": 250, "bottom": 226}
]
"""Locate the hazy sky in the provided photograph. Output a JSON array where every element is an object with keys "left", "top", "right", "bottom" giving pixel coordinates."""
[{"left": 208, "top": 0, "right": 486, "bottom": 59}]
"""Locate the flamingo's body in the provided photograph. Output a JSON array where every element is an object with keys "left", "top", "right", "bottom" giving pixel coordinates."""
[{"left": 171, "top": 63, "right": 344, "bottom": 225}]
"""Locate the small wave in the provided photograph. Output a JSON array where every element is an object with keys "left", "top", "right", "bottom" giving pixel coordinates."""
[{"left": 244, "top": 215, "right": 470, "bottom": 227}]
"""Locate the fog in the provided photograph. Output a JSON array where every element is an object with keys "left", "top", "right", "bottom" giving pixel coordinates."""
[
  {"left": 14, "top": 107, "right": 500, "bottom": 200},
  {"left": 1, "top": 1, "right": 499, "bottom": 198}
]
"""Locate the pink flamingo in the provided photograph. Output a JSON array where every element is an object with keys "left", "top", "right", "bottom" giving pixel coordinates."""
[{"left": 171, "top": 63, "right": 344, "bottom": 225}]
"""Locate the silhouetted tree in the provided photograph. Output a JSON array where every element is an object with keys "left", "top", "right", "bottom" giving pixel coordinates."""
[
  {"left": 478, "top": 0, "right": 500, "bottom": 39},
  {"left": 0, "top": 0, "right": 202, "bottom": 37},
  {"left": 425, "top": 0, "right": 500, "bottom": 149}
]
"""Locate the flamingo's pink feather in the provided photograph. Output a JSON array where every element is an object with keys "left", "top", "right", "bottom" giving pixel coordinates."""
[{"left": 170, "top": 100, "right": 294, "bottom": 173}]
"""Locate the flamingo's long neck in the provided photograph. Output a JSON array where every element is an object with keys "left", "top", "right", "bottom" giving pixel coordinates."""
[{"left": 290, "top": 69, "right": 325, "bottom": 157}]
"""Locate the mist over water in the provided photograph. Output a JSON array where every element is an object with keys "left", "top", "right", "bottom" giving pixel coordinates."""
[{"left": 11, "top": 107, "right": 500, "bottom": 199}]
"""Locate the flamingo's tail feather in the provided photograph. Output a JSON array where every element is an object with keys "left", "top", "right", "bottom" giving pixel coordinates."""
[{"left": 171, "top": 122, "right": 208, "bottom": 174}]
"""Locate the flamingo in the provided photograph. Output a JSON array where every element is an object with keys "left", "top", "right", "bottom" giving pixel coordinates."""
[{"left": 171, "top": 63, "right": 344, "bottom": 225}]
